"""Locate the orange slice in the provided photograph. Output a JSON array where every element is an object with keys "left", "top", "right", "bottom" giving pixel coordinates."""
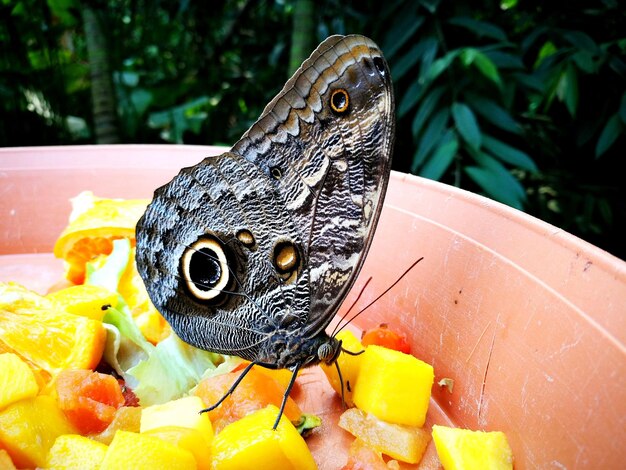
[
  {"left": 53, "top": 192, "right": 149, "bottom": 284},
  {"left": 0, "top": 283, "right": 106, "bottom": 383}
]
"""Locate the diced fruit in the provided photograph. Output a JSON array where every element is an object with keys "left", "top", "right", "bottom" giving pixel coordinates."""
[
  {"left": 47, "top": 434, "right": 108, "bottom": 470},
  {"left": 56, "top": 369, "right": 125, "bottom": 434},
  {"left": 341, "top": 439, "right": 399, "bottom": 470},
  {"left": 211, "top": 405, "right": 316, "bottom": 470},
  {"left": 53, "top": 192, "right": 149, "bottom": 284},
  {"left": 352, "top": 345, "right": 434, "bottom": 427},
  {"left": 100, "top": 430, "right": 197, "bottom": 470},
  {"left": 193, "top": 367, "right": 302, "bottom": 433},
  {"left": 141, "top": 396, "right": 213, "bottom": 447},
  {"left": 91, "top": 406, "right": 142, "bottom": 445},
  {"left": 339, "top": 408, "right": 430, "bottom": 464},
  {"left": 236, "top": 360, "right": 296, "bottom": 390},
  {"left": 361, "top": 324, "right": 411, "bottom": 354},
  {"left": 118, "top": 248, "right": 171, "bottom": 344},
  {"left": 47, "top": 284, "right": 118, "bottom": 321},
  {"left": 431, "top": 425, "right": 513, "bottom": 470},
  {"left": 0, "top": 284, "right": 106, "bottom": 382},
  {"left": 0, "top": 353, "right": 39, "bottom": 409},
  {"left": 0, "top": 395, "right": 76, "bottom": 468},
  {"left": 144, "top": 425, "right": 211, "bottom": 470},
  {"left": 0, "top": 450, "right": 17, "bottom": 470},
  {"left": 320, "top": 329, "right": 364, "bottom": 407}
]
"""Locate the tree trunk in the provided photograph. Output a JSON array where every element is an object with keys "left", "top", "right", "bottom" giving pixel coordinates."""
[
  {"left": 288, "top": 0, "right": 315, "bottom": 76},
  {"left": 82, "top": 5, "right": 120, "bottom": 144}
]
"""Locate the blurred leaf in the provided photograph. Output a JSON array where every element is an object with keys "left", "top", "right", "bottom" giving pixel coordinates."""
[
  {"left": 130, "top": 88, "right": 153, "bottom": 116},
  {"left": 483, "top": 50, "right": 525, "bottom": 70},
  {"left": 460, "top": 48, "right": 502, "bottom": 86},
  {"left": 448, "top": 16, "right": 507, "bottom": 41},
  {"left": 512, "top": 72, "right": 545, "bottom": 92},
  {"left": 562, "top": 31, "right": 598, "bottom": 51},
  {"left": 571, "top": 50, "right": 598, "bottom": 73},
  {"left": 391, "top": 41, "right": 424, "bottom": 80},
  {"left": 465, "top": 149, "right": 526, "bottom": 208},
  {"left": 424, "top": 50, "right": 459, "bottom": 83},
  {"left": 411, "top": 86, "right": 445, "bottom": 137},
  {"left": 47, "top": 0, "right": 78, "bottom": 26},
  {"left": 452, "top": 102, "right": 481, "bottom": 150},
  {"left": 419, "top": 130, "right": 459, "bottom": 179},
  {"left": 482, "top": 135, "right": 537, "bottom": 171},
  {"left": 398, "top": 78, "right": 423, "bottom": 118},
  {"left": 418, "top": 0, "right": 440, "bottom": 14},
  {"left": 534, "top": 41, "right": 558, "bottom": 69},
  {"left": 556, "top": 62, "right": 579, "bottom": 117},
  {"left": 500, "top": 0, "right": 518, "bottom": 10},
  {"left": 411, "top": 108, "right": 450, "bottom": 172},
  {"left": 383, "top": 11, "right": 424, "bottom": 58},
  {"left": 464, "top": 93, "right": 522, "bottom": 134},
  {"left": 392, "top": 36, "right": 439, "bottom": 81},
  {"left": 619, "top": 93, "right": 626, "bottom": 124},
  {"left": 148, "top": 96, "right": 209, "bottom": 143},
  {"left": 595, "top": 113, "right": 624, "bottom": 158}
]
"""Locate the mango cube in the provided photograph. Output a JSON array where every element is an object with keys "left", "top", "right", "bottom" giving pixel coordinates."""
[
  {"left": 141, "top": 396, "right": 213, "bottom": 446},
  {"left": 0, "top": 449, "right": 17, "bottom": 470},
  {"left": 0, "top": 395, "right": 76, "bottom": 468},
  {"left": 339, "top": 408, "right": 430, "bottom": 463},
  {"left": 101, "top": 430, "right": 197, "bottom": 470},
  {"left": 432, "top": 425, "right": 513, "bottom": 470},
  {"left": 352, "top": 345, "right": 434, "bottom": 427},
  {"left": 0, "top": 353, "right": 39, "bottom": 409},
  {"left": 47, "top": 434, "right": 108, "bottom": 470},
  {"left": 320, "top": 329, "right": 364, "bottom": 406},
  {"left": 211, "top": 405, "right": 316, "bottom": 470},
  {"left": 144, "top": 425, "right": 211, "bottom": 470}
]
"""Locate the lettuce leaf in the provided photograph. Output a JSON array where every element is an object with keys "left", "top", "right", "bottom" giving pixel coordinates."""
[{"left": 86, "top": 237, "right": 224, "bottom": 406}]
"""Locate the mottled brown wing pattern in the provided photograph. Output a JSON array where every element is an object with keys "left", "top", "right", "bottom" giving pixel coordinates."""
[{"left": 136, "top": 34, "right": 394, "bottom": 370}]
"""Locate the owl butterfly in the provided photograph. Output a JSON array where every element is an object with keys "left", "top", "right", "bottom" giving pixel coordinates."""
[{"left": 136, "top": 34, "right": 395, "bottom": 428}]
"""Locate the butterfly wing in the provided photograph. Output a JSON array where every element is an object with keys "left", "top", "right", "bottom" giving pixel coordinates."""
[
  {"left": 136, "top": 34, "right": 394, "bottom": 362},
  {"left": 232, "top": 34, "right": 395, "bottom": 336}
]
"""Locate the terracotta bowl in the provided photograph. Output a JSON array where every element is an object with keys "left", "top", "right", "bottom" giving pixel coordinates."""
[{"left": 1, "top": 145, "right": 625, "bottom": 469}]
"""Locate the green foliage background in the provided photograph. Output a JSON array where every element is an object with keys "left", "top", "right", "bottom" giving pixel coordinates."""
[{"left": 1, "top": 0, "right": 625, "bottom": 260}]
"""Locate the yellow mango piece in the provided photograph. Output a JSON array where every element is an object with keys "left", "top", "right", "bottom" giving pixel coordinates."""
[
  {"left": 0, "top": 353, "right": 39, "bottom": 409},
  {"left": 339, "top": 408, "right": 430, "bottom": 464},
  {"left": 0, "top": 395, "right": 76, "bottom": 468},
  {"left": 211, "top": 404, "right": 316, "bottom": 470},
  {"left": 47, "top": 434, "right": 108, "bottom": 470},
  {"left": 101, "top": 430, "right": 197, "bottom": 470},
  {"left": 141, "top": 396, "right": 213, "bottom": 446},
  {"left": 432, "top": 425, "right": 513, "bottom": 470},
  {"left": 320, "top": 329, "right": 364, "bottom": 406},
  {"left": 0, "top": 449, "right": 17, "bottom": 470},
  {"left": 134, "top": 307, "right": 171, "bottom": 344},
  {"left": 47, "top": 284, "right": 118, "bottom": 321},
  {"left": 352, "top": 345, "right": 434, "bottom": 427},
  {"left": 92, "top": 406, "right": 142, "bottom": 445},
  {"left": 144, "top": 425, "right": 211, "bottom": 470}
]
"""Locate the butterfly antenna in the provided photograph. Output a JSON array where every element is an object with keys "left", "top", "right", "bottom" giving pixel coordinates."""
[
  {"left": 331, "top": 276, "right": 373, "bottom": 337},
  {"left": 199, "top": 360, "right": 257, "bottom": 414},
  {"left": 273, "top": 364, "right": 301, "bottom": 430},
  {"left": 335, "top": 257, "right": 424, "bottom": 335}
]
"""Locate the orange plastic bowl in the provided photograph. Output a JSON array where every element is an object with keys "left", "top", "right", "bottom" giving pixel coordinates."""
[{"left": 1, "top": 145, "right": 625, "bottom": 469}]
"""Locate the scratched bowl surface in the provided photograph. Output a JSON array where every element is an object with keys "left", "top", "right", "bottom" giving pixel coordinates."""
[{"left": 1, "top": 145, "right": 625, "bottom": 469}]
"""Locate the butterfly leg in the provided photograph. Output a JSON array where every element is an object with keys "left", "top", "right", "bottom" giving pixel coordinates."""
[
  {"left": 272, "top": 363, "right": 301, "bottom": 430},
  {"left": 199, "top": 359, "right": 258, "bottom": 414}
]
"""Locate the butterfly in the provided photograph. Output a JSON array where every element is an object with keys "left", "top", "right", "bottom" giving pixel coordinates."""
[{"left": 135, "top": 34, "right": 395, "bottom": 428}]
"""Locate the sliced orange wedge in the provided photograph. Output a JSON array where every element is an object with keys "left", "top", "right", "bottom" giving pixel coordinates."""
[
  {"left": 53, "top": 192, "right": 149, "bottom": 284},
  {"left": 0, "top": 283, "right": 106, "bottom": 383}
]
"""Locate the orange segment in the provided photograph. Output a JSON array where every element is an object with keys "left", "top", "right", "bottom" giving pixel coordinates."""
[
  {"left": 0, "top": 283, "right": 106, "bottom": 383},
  {"left": 193, "top": 367, "right": 302, "bottom": 433},
  {"left": 53, "top": 192, "right": 149, "bottom": 284},
  {"left": 46, "top": 284, "right": 118, "bottom": 321}
]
